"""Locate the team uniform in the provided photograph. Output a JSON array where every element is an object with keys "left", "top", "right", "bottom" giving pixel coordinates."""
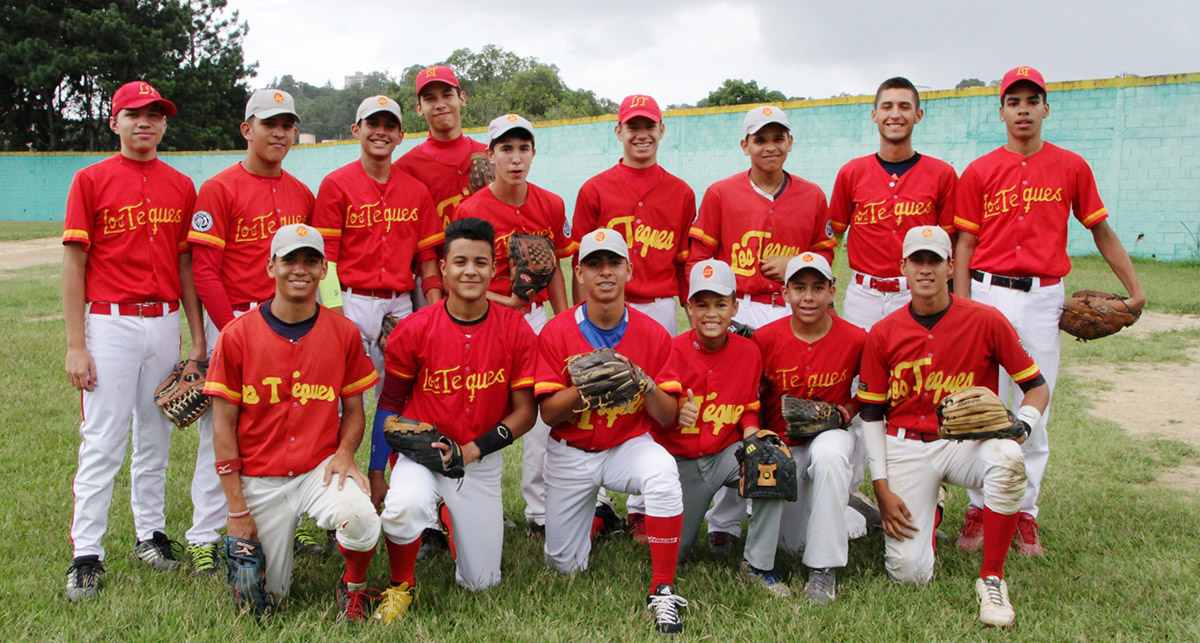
[
  {"left": 63, "top": 154, "right": 196, "bottom": 561},
  {"left": 204, "top": 304, "right": 381, "bottom": 596},
  {"left": 185, "top": 163, "right": 314, "bottom": 550},
  {"left": 954, "top": 141, "right": 1107, "bottom": 520},
  {"left": 395, "top": 136, "right": 488, "bottom": 232},
  {"left": 755, "top": 315, "right": 866, "bottom": 570},
  {"left": 372, "top": 301, "right": 537, "bottom": 590}
]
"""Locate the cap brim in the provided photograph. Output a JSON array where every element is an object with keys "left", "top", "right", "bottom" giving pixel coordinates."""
[
  {"left": 619, "top": 108, "right": 661, "bottom": 123},
  {"left": 117, "top": 97, "right": 178, "bottom": 117},
  {"left": 274, "top": 243, "right": 324, "bottom": 258},
  {"left": 746, "top": 119, "right": 790, "bottom": 135},
  {"left": 250, "top": 108, "right": 301, "bottom": 123},
  {"left": 490, "top": 125, "right": 534, "bottom": 143},
  {"left": 687, "top": 284, "right": 735, "bottom": 299}
]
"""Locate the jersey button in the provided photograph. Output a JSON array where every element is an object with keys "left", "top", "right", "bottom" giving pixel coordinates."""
[
  {"left": 293, "top": 402, "right": 299, "bottom": 408},
  {"left": 465, "top": 408, "right": 472, "bottom": 414},
  {"left": 465, "top": 366, "right": 472, "bottom": 373},
  {"left": 1018, "top": 216, "right": 1024, "bottom": 221},
  {"left": 1022, "top": 180, "right": 1028, "bottom": 185},
  {"left": 889, "top": 182, "right": 895, "bottom": 187},
  {"left": 288, "top": 471, "right": 294, "bottom": 476},
  {"left": 638, "top": 202, "right": 644, "bottom": 207},
  {"left": 1016, "top": 245, "right": 1021, "bottom": 250},
  {"left": 1021, "top": 162, "right": 1027, "bottom": 167},
  {"left": 928, "top": 334, "right": 933, "bottom": 339},
  {"left": 516, "top": 209, "right": 521, "bottom": 215}
]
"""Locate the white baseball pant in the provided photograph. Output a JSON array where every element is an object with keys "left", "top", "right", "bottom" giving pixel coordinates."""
[
  {"left": 341, "top": 289, "right": 414, "bottom": 392},
  {"left": 621, "top": 296, "right": 678, "bottom": 518},
  {"left": 777, "top": 428, "right": 855, "bottom": 569}
]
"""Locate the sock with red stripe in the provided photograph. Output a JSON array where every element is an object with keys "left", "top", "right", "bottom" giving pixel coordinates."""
[
  {"left": 980, "top": 507, "right": 1019, "bottom": 579},
  {"left": 644, "top": 514, "right": 683, "bottom": 592},
  {"left": 439, "top": 502, "right": 457, "bottom": 560},
  {"left": 384, "top": 537, "right": 421, "bottom": 587}
]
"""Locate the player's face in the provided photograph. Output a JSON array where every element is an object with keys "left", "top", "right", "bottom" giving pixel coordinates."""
[
  {"left": 109, "top": 105, "right": 166, "bottom": 160},
  {"left": 1000, "top": 86, "right": 1049, "bottom": 141},
  {"left": 741, "top": 124, "right": 792, "bottom": 173},
  {"left": 352, "top": 113, "right": 403, "bottom": 160},
  {"left": 575, "top": 251, "right": 632, "bottom": 304},
  {"left": 242, "top": 114, "right": 298, "bottom": 165},
  {"left": 416, "top": 83, "right": 466, "bottom": 133},
  {"left": 872, "top": 88, "right": 923, "bottom": 143},
  {"left": 486, "top": 137, "right": 535, "bottom": 187},
  {"left": 616, "top": 117, "right": 664, "bottom": 168},
  {"left": 901, "top": 250, "right": 953, "bottom": 298},
  {"left": 783, "top": 270, "right": 834, "bottom": 325},
  {"left": 268, "top": 248, "right": 326, "bottom": 303},
  {"left": 687, "top": 292, "right": 737, "bottom": 341},
  {"left": 441, "top": 238, "right": 495, "bottom": 302}
]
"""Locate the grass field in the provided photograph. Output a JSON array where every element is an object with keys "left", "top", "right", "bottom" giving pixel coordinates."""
[
  {"left": 3, "top": 252, "right": 1199, "bottom": 641},
  {"left": 0, "top": 221, "right": 61, "bottom": 243}
]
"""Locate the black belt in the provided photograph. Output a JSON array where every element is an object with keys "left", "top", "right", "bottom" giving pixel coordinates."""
[{"left": 970, "top": 270, "right": 1059, "bottom": 292}]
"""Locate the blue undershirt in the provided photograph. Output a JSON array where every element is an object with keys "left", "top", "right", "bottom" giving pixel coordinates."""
[{"left": 576, "top": 303, "right": 628, "bottom": 349}]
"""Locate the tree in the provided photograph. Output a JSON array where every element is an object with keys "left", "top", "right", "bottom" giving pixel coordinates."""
[
  {"left": 956, "top": 78, "right": 986, "bottom": 90},
  {"left": 702, "top": 79, "right": 787, "bottom": 107}
]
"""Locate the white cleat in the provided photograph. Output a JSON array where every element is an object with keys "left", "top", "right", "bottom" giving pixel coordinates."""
[{"left": 976, "top": 575, "right": 1016, "bottom": 627}]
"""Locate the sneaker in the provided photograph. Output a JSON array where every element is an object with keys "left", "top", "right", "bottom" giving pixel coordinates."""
[
  {"left": 975, "top": 575, "right": 1016, "bottom": 627},
  {"left": 337, "top": 581, "right": 381, "bottom": 622},
  {"left": 848, "top": 490, "right": 882, "bottom": 528},
  {"left": 327, "top": 529, "right": 341, "bottom": 557},
  {"left": 708, "top": 531, "right": 739, "bottom": 557},
  {"left": 627, "top": 512, "right": 648, "bottom": 544},
  {"left": 503, "top": 515, "right": 518, "bottom": 530},
  {"left": 416, "top": 528, "right": 448, "bottom": 560},
  {"left": 134, "top": 531, "right": 182, "bottom": 570},
  {"left": 65, "top": 555, "right": 104, "bottom": 602},
  {"left": 295, "top": 525, "right": 326, "bottom": 556},
  {"left": 1013, "top": 512, "right": 1045, "bottom": 556},
  {"left": 526, "top": 521, "right": 545, "bottom": 538},
  {"left": 188, "top": 543, "right": 219, "bottom": 576},
  {"left": 956, "top": 506, "right": 985, "bottom": 552},
  {"left": 741, "top": 560, "right": 791, "bottom": 598},
  {"left": 646, "top": 584, "right": 688, "bottom": 636},
  {"left": 372, "top": 582, "right": 417, "bottom": 624},
  {"left": 804, "top": 567, "right": 837, "bottom": 605},
  {"left": 594, "top": 496, "right": 624, "bottom": 537}
]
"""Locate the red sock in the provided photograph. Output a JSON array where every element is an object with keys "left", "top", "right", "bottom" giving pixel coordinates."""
[
  {"left": 589, "top": 516, "right": 604, "bottom": 542},
  {"left": 385, "top": 537, "right": 421, "bottom": 587},
  {"left": 339, "top": 543, "right": 374, "bottom": 585},
  {"left": 933, "top": 502, "right": 944, "bottom": 551},
  {"left": 644, "top": 514, "right": 683, "bottom": 592},
  {"left": 439, "top": 503, "right": 457, "bottom": 560},
  {"left": 980, "top": 507, "right": 1019, "bottom": 579}
]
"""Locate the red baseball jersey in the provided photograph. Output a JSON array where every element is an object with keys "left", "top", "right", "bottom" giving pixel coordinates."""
[
  {"left": 572, "top": 163, "right": 695, "bottom": 300},
  {"left": 311, "top": 160, "right": 443, "bottom": 292},
  {"left": 690, "top": 172, "right": 837, "bottom": 296},
  {"left": 857, "top": 295, "right": 1041, "bottom": 436},
  {"left": 829, "top": 154, "right": 958, "bottom": 278},
  {"left": 394, "top": 136, "right": 488, "bottom": 230},
  {"left": 383, "top": 300, "right": 537, "bottom": 445},
  {"left": 452, "top": 182, "right": 576, "bottom": 304},
  {"left": 653, "top": 331, "right": 762, "bottom": 459},
  {"left": 204, "top": 306, "right": 379, "bottom": 477},
  {"left": 62, "top": 155, "right": 196, "bottom": 304},
  {"left": 535, "top": 304, "right": 683, "bottom": 451},
  {"left": 755, "top": 315, "right": 866, "bottom": 445},
  {"left": 954, "top": 142, "right": 1108, "bottom": 278},
  {"left": 188, "top": 163, "right": 314, "bottom": 306}
]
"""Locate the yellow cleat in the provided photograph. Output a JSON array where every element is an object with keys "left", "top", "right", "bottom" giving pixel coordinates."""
[{"left": 373, "top": 582, "right": 417, "bottom": 624}]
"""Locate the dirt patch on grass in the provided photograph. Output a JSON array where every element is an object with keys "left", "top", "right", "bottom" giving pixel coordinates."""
[{"left": 0, "top": 237, "right": 61, "bottom": 270}]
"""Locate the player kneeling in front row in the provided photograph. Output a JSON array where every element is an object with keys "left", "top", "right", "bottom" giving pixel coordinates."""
[
  {"left": 654, "top": 260, "right": 788, "bottom": 597},
  {"left": 536, "top": 228, "right": 689, "bottom": 636},
  {"left": 857, "top": 226, "right": 1049, "bottom": 627},
  {"left": 367, "top": 217, "right": 539, "bottom": 623},
  {"left": 205, "top": 224, "right": 382, "bottom": 619}
]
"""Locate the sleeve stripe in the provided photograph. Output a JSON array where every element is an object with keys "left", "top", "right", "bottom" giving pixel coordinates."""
[
  {"left": 1080, "top": 208, "right": 1108, "bottom": 228},
  {"left": 176, "top": 240, "right": 190, "bottom": 252},
  {"left": 535, "top": 382, "right": 566, "bottom": 396},
  {"left": 657, "top": 380, "right": 683, "bottom": 394},
  {"left": 385, "top": 366, "right": 415, "bottom": 379},
  {"left": 203, "top": 381, "right": 241, "bottom": 403},
  {"left": 831, "top": 221, "right": 848, "bottom": 232},
  {"left": 953, "top": 216, "right": 980, "bottom": 233},
  {"left": 63, "top": 229, "right": 90, "bottom": 245},
  {"left": 812, "top": 238, "right": 838, "bottom": 250},
  {"left": 187, "top": 230, "right": 226, "bottom": 248},
  {"left": 857, "top": 389, "right": 888, "bottom": 403},
  {"left": 510, "top": 376, "right": 535, "bottom": 389},
  {"left": 314, "top": 227, "right": 341, "bottom": 238},
  {"left": 1010, "top": 364, "right": 1041, "bottom": 383},
  {"left": 746, "top": 401, "right": 761, "bottom": 411},
  {"left": 688, "top": 228, "right": 718, "bottom": 248},
  {"left": 557, "top": 241, "right": 580, "bottom": 258},
  {"left": 415, "top": 232, "right": 445, "bottom": 251},
  {"left": 342, "top": 372, "right": 380, "bottom": 397}
]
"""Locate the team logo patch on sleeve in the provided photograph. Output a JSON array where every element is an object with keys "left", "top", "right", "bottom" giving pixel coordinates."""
[
  {"left": 562, "top": 219, "right": 572, "bottom": 238},
  {"left": 192, "top": 211, "right": 213, "bottom": 232},
  {"left": 825, "top": 221, "right": 834, "bottom": 238}
]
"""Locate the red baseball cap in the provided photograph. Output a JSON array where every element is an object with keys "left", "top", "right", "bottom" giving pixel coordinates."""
[
  {"left": 111, "top": 81, "right": 176, "bottom": 117},
  {"left": 618, "top": 94, "right": 662, "bottom": 123},
  {"left": 415, "top": 65, "right": 460, "bottom": 94},
  {"left": 1000, "top": 66, "right": 1047, "bottom": 97}
]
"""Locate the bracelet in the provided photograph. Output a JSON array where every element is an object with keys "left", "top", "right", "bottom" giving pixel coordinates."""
[
  {"left": 228, "top": 509, "right": 251, "bottom": 519},
  {"left": 422, "top": 275, "right": 444, "bottom": 294},
  {"left": 473, "top": 422, "right": 515, "bottom": 458},
  {"left": 215, "top": 458, "right": 242, "bottom": 476}
]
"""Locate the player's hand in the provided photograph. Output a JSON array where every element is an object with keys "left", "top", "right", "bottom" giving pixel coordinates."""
[
  {"left": 433, "top": 440, "right": 477, "bottom": 466},
  {"left": 323, "top": 451, "right": 369, "bottom": 493},
  {"left": 367, "top": 469, "right": 388, "bottom": 513},
  {"left": 678, "top": 389, "right": 699, "bottom": 428},
  {"left": 65, "top": 346, "right": 98, "bottom": 391},
  {"left": 1125, "top": 293, "right": 1146, "bottom": 315},
  {"left": 227, "top": 513, "right": 258, "bottom": 541},
  {"left": 759, "top": 256, "right": 791, "bottom": 282},
  {"left": 487, "top": 290, "right": 527, "bottom": 310},
  {"left": 425, "top": 288, "right": 444, "bottom": 304},
  {"left": 875, "top": 486, "right": 918, "bottom": 540}
]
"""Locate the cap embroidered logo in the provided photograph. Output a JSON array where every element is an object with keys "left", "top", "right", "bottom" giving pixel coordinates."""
[
  {"left": 297, "top": 226, "right": 308, "bottom": 237},
  {"left": 630, "top": 96, "right": 648, "bottom": 108},
  {"left": 273, "top": 92, "right": 284, "bottom": 103},
  {"left": 762, "top": 107, "right": 773, "bottom": 116},
  {"left": 703, "top": 265, "right": 714, "bottom": 279},
  {"left": 1017, "top": 66, "right": 1031, "bottom": 77},
  {"left": 594, "top": 231, "right": 606, "bottom": 242},
  {"left": 507, "top": 114, "right": 518, "bottom": 121},
  {"left": 922, "top": 228, "right": 934, "bottom": 238},
  {"left": 377, "top": 96, "right": 388, "bottom": 105},
  {"left": 801, "top": 253, "right": 815, "bottom": 262}
]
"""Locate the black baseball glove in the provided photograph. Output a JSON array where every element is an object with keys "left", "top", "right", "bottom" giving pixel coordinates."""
[
  {"left": 736, "top": 430, "right": 798, "bottom": 501},
  {"left": 383, "top": 415, "right": 465, "bottom": 478}
]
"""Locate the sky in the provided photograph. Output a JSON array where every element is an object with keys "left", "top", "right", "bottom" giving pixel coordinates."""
[{"left": 230, "top": 0, "right": 1199, "bottom": 106}]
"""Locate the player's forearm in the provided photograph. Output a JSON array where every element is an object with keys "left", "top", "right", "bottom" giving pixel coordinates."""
[
  {"left": 1020, "top": 383, "right": 1051, "bottom": 415},
  {"left": 644, "top": 386, "right": 680, "bottom": 427},
  {"left": 1091, "top": 222, "right": 1146, "bottom": 309},
  {"left": 952, "top": 233, "right": 977, "bottom": 297},
  {"left": 539, "top": 388, "right": 582, "bottom": 427},
  {"left": 61, "top": 244, "right": 88, "bottom": 349},
  {"left": 212, "top": 398, "right": 248, "bottom": 510},
  {"left": 548, "top": 270, "right": 568, "bottom": 315},
  {"left": 418, "top": 258, "right": 442, "bottom": 303},
  {"left": 498, "top": 388, "right": 537, "bottom": 439},
  {"left": 336, "top": 394, "right": 367, "bottom": 456},
  {"left": 177, "top": 252, "right": 206, "bottom": 355}
]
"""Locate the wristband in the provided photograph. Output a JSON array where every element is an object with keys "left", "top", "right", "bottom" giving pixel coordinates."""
[
  {"left": 473, "top": 422, "right": 515, "bottom": 458},
  {"left": 1016, "top": 406, "right": 1041, "bottom": 437},
  {"left": 215, "top": 458, "right": 242, "bottom": 476},
  {"left": 228, "top": 509, "right": 251, "bottom": 519},
  {"left": 422, "top": 275, "right": 444, "bottom": 294}
]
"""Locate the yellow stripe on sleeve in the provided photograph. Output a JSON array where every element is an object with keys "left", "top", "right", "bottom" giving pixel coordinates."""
[
  {"left": 1080, "top": 207, "right": 1109, "bottom": 228},
  {"left": 1010, "top": 363, "right": 1041, "bottom": 383},
  {"left": 187, "top": 231, "right": 226, "bottom": 249},
  {"left": 342, "top": 372, "right": 380, "bottom": 397},
  {"left": 953, "top": 217, "right": 980, "bottom": 234},
  {"left": 204, "top": 381, "right": 242, "bottom": 403},
  {"left": 857, "top": 389, "right": 887, "bottom": 403}
]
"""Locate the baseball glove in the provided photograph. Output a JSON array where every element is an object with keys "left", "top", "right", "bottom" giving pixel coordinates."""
[
  {"left": 729, "top": 319, "right": 755, "bottom": 338},
  {"left": 377, "top": 313, "right": 400, "bottom": 353},
  {"left": 736, "top": 430, "right": 798, "bottom": 501},
  {"left": 383, "top": 415, "right": 465, "bottom": 479},
  {"left": 153, "top": 360, "right": 211, "bottom": 428},
  {"left": 507, "top": 234, "right": 557, "bottom": 301},
  {"left": 224, "top": 535, "right": 269, "bottom": 618},
  {"left": 936, "top": 386, "right": 1029, "bottom": 441},
  {"left": 780, "top": 395, "right": 846, "bottom": 441},
  {"left": 467, "top": 152, "right": 495, "bottom": 194},
  {"left": 566, "top": 347, "right": 655, "bottom": 411},
  {"left": 1059, "top": 290, "right": 1139, "bottom": 341}
]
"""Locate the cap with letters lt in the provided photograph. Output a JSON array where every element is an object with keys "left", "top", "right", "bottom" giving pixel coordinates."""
[
  {"left": 902, "top": 226, "right": 952, "bottom": 259},
  {"left": 578, "top": 228, "right": 629, "bottom": 261},
  {"left": 111, "top": 81, "right": 177, "bottom": 117},
  {"left": 415, "top": 65, "right": 461, "bottom": 94},
  {"left": 245, "top": 89, "right": 300, "bottom": 122},
  {"left": 356, "top": 95, "right": 403, "bottom": 125},
  {"left": 488, "top": 113, "right": 534, "bottom": 144},
  {"left": 271, "top": 224, "right": 325, "bottom": 258},
  {"left": 784, "top": 252, "right": 834, "bottom": 283},
  {"left": 1000, "top": 66, "right": 1047, "bottom": 97},
  {"left": 744, "top": 105, "right": 790, "bottom": 136},
  {"left": 618, "top": 94, "right": 662, "bottom": 123},
  {"left": 688, "top": 260, "right": 736, "bottom": 299}
]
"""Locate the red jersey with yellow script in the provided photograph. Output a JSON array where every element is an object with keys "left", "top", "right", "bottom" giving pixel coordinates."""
[
  {"left": 63, "top": 155, "right": 196, "bottom": 304},
  {"left": 653, "top": 331, "right": 762, "bottom": 459},
  {"left": 572, "top": 163, "right": 695, "bottom": 300},
  {"left": 203, "top": 306, "right": 378, "bottom": 477},
  {"left": 954, "top": 142, "right": 1108, "bottom": 278},
  {"left": 452, "top": 182, "right": 576, "bottom": 304},
  {"left": 394, "top": 136, "right": 488, "bottom": 230},
  {"left": 829, "top": 154, "right": 957, "bottom": 278},
  {"left": 383, "top": 300, "right": 537, "bottom": 445},
  {"left": 755, "top": 315, "right": 866, "bottom": 445},
  {"left": 312, "top": 160, "right": 443, "bottom": 292},
  {"left": 187, "top": 163, "right": 314, "bottom": 305},
  {"left": 535, "top": 304, "right": 682, "bottom": 451},
  {"left": 690, "top": 172, "right": 836, "bottom": 296},
  {"left": 857, "top": 295, "right": 1040, "bottom": 436}
]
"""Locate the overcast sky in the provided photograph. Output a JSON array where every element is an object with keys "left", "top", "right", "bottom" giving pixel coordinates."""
[{"left": 232, "top": 0, "right": 1198, "bottom": 106}]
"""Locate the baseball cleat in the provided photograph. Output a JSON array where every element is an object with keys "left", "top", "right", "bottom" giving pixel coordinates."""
[
  {"left": 845, "top": 505, "right": 868, "bottom": 540},
  {"left": 134, "top": 531, "right": 183, "bottom": 570},
  {"left": 804, "top": 567, "right": 837, "bottom": 605},
  {"left": 741, "top": 560, "right": 791, "bottom": 598},
  {"left": 646, "top": 584, "right": 688, "bottom": 636},
  {"left": 416, "top": 528, "right": 448, "bottom": 560},
  {"left": 525, "top": 521, "right": 545, "bottom": 538},
  {"left": 65, "top": 555, "right": 104, "bottom": 602},
  {"left": 708, "top": 531, "right": 739, "bottom": 557},
  {"left": 975, "top": 575, "right": 1016, "bottom": 627},
  {"left": 294, "top": 524, "right": 326, "bottom": 556},
  {"left": 188, "top": 543, "right": 219, "bottom": 576},
  {"left": 337, "top": 581, "right": 381, "bottom": 622},
  {"left": 372, "top": 582, "right": 417, "bottom": 624},
  {"left": 503, "top": 515, "right": 518, "bottom": 530},
  {"left": 593, "top": 495, "right": 624, "bottom": 537},
  {"left": 848, "top": 490, "right": 882, "bottom": 528},
  {"left": 1013, "top": 512, "right": 1045, "bottom": 556},
  {"left": 956, "top": 506, "right": 985, "bottom": 552}
]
